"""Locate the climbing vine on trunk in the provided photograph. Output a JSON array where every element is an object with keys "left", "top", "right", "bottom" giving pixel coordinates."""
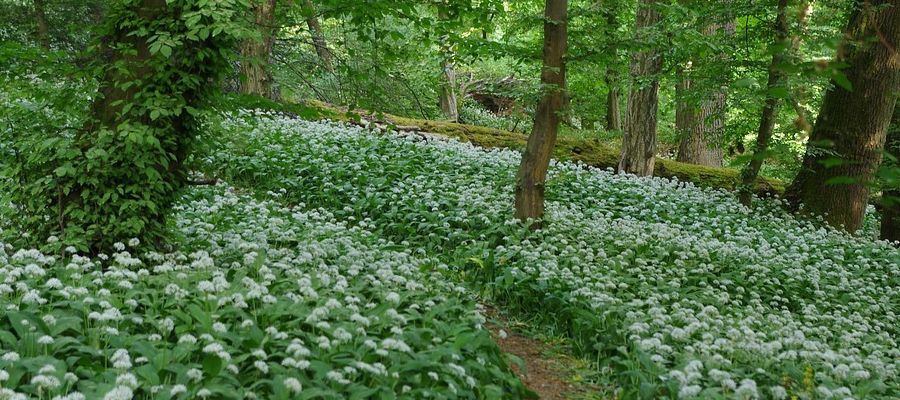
[{"left": 6, "top": 0, "right": 247, "bottom": 253}]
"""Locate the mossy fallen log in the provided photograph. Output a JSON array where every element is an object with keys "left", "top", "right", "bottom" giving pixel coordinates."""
[{"left": 222, "top": 95, "right": 784, "bottom": 196}]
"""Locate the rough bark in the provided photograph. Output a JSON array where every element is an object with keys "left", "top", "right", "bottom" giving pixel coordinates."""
[
  {"left": 619, "top": 0, "right": 663, "bottom": 176},
  {"left": 676, "top": 16, "right": 734, "bottom": 167},
  {"left": 604, "top": 3, "right": 621, "bottom": 131},
  {"left": 786, "top": 0, "right": 900, "bottom": 232},
  {"left": 439, "top": 60, "right": 460, "bottom": 122},
  {"left": 33, "top": 0, "right": 50, "bottom": 49},
  {"left": 304, "top": 0, "right": 333, "bottom": 71},
  {"left": 515, "top": 0, "right": 568, "bottom": 224},
  {"left": 738, "top": 0, "right": 790, "bottom": 206},
  {"left": 606, "top": 77, "right": 621, "bottom": 131},
  {"left": 240, "top": 0, "right": 278, "bottom": 98},
  {"left": 883, "top": 104, "right": 899, "bottom": 243}
]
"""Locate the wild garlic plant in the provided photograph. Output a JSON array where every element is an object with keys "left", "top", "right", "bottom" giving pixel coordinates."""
[
  {"left": 205, "top": 110, "right": 899, "bottom": 399},
  {"left": 0, "top": 186, "right": 531, "bottom": 399}
]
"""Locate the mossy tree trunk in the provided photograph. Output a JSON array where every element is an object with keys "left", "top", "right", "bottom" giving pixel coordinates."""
[
  {"left": 515, "top": 0, "right": 567, "bottom": 224},
  {"left": 880, "top": 102, "right": 899, "bottom": 243},
  {"left": 240, "top": 0, "right": 278, "bottom": 99},
  {"left": 33, "top": 0, "right": 50, "bottom": 49},
  {"left": 304, "top": 0, "right": 333, "bottom": 71},
  {"left": 786, "top": 0, "right": 900, "bottom": 232},
  {"left": 739, "top": 0, "right": 790, "bottom": 206},
  {"left": 619, "top": 0, "right": 662, "bottom": 176}
]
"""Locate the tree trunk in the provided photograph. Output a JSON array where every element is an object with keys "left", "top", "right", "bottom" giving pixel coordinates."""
[
  {"left": 606, "top": 78, "right": 621, "bottom": 131},
  {"left": 604, "top": 3, "right": 621, "bottom": 132},
  {"left": 240, "top": 0, "right": 278, "bottom": 98},
  {"left": 882, "top": 105, "right": 899, "bottom": 243},
  {"left": 438, "top": 6, "right": 459, "bottom": 122},
  {"left": 786, "top": 0, "right": 900, "bottom": 232},
  {"left": 738, "top": 0, "right": 790, "bottom": 206},
  {"left": 619, "top": 0, "right": 663, "bottom": 176},
  {"left": 515, "top": 0, "right": 568, "bottom": 224},
  {"left": 33, "top": 0, "right": 50, "bottom": 49},
  {"left": 439, "top": 59, "right": 460, "bottom": 122},
  {"left": 66, "top": 0, "right": 238, "bottom": 253},
  {"left": 676, "top": 16, "right": 734, "bottom": 167},
  {"left": 304, "top": 0, "right": 333, "bottom": 71}
]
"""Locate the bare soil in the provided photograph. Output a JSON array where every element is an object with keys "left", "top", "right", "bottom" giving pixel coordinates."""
[{"left": 484, "top": 306, "right": 596, "bottom": 399}]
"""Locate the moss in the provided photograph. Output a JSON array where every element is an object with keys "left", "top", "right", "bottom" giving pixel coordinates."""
[{"left": 238, "top": 96, "right": 784, "bottom": 196}]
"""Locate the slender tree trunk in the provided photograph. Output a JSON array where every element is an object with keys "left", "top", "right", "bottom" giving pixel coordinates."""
[
  {"left": 619, "top": 0, "right": 663, "bottom": 176},
  {"left": 604, "top": 3, "right": 621, "bottom": 131},
  {"left": 738, "top": 0, "right": 790, "bottom": 206},
  {"left": 33, "top": 0, "right": 50, "bottom": 49},
  {"left": 786, "top": 0, "right": 900, "bottom": 232},
  {"left": 240, "top": 0, "right": 278, "bottom": 98},
  {"left": 304, "top": 0, "right": 333, "bottom": 71},
  {"left": 515, "top": 0, "right": 568, "bottom": 224},
  {"left": 675, "top": 64, "right": 698, "bottom": 160},
  {"left": 439, "top": 60, "right": 460, "bottom": 122},
  {"left": 882, "top": 104, "right": 899, "bottom": 243},
  {"left": 606, "top": 76, "right": 621, "bottom": 131},
  {"left": 438, "top": 6, "right": 459, "bottom": 122}
]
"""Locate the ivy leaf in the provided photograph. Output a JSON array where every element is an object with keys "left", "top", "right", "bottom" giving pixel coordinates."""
[{"left": 832, "top": 72, "right": 853, "bottom": 91}]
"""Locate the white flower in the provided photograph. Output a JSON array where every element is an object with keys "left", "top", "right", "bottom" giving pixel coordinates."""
[
  {"left": 283, "top": 377, "right": 302, "bottom": 393},
  {"left": 170, "top": 384, "right": 187, "bottom": 396},
  {"left": 102, "top": 386, "right": 133, "bottom": 400},
  {"left": 678, "top": 385, "right": 701, "bottom": 399},
  {"left": 254, "top": 360, "right": 269, "bottom": 374},
  {"left": 110, "top": 349, "right": 132, "bottom": 369}
]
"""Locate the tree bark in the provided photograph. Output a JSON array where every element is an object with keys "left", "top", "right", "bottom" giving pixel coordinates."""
[
  {"left": 676, "top": 16, "right": 734, "bottom": 167},
  {"left": 882, "top": 104, "right": 899, "bottom": 243},
  {"left": 738, "top": 0, "right": 790, "bottom": 206},
  {"left": 304, "top": 0, "right": 333, "bottom": 71},
  {"left": 438, "top": 5, "right": 459, "bottom": 122},
  {"left": 240, "top": 0, "right": 278, "bottom": 98},
  {"left": 606, "top": 77, "right": 621, "bottom": 131},
  {"left": 604, "top": 3, "right": 621, "bottom": 131},
  {"left": 619, "top": 0, "right": 663, "bottom": 176},
  {"left": 786, "top": 0, "right": 900, "bottom": 232},
  {"left": 515, "top": 0, "right": 568, "bottom": 224},
  {"left": 33, "top": 0, "right": 50, "bottom": 49},
  {"left": 439, "top": 59, "right": 460, "bottom": 122}
]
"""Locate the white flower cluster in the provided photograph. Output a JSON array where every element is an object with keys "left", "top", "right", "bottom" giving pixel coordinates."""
[
  {"left": 206, "top": 112, "right": 900, "bottom": 399},
  {"left": 0, "top": 183, "right": 529, "bottom": 398}
]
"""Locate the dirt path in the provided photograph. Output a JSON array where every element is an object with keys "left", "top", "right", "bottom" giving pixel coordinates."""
[{"left": 483, "top": 306, "right": 597, "bottom": 399}]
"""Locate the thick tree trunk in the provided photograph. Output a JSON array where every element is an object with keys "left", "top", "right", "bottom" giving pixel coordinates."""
[
  {"left": 33, "top": 0, "right": 50, "bottom": 49},
  {"left": 786, "top": 0, "right": 900, "bottom": 232},
  {"left": 240, "top": 0, "right": 278, "bottom": 98},
  {"left": 738, "top": 0, "right": 790, "bottom": 206},
  {"left": 619, "top": 0, "right": 662, "bottom": 176},
  {"left": 304, "top": 0, "right": 333, "bottom": 71},
  {"left": 515, "top": 0, "right": 567, "bottom": 224},
  {"left": 676, "top": 17, "right": 734, "bottom": 167},
  {"left": 883, "top": 105, "right": 899, "bottom": 243},
  {"left": 604, "top": 4, "right": 621, "bottom": 132},
  {"left": 66, "top": 0, "right": 238, "bottom": 253}
]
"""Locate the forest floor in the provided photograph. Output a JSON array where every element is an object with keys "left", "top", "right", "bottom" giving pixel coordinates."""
[{"left": 484, "top": 306, "right": 602, "bottom": 399}]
